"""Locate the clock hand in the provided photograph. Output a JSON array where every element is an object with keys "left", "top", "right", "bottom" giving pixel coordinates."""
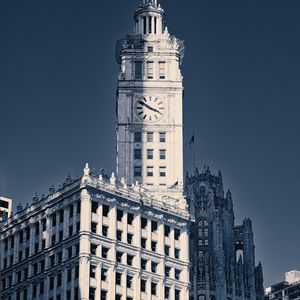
[{"left": 138, "top": 101, "right": 157, "bottom": 112}]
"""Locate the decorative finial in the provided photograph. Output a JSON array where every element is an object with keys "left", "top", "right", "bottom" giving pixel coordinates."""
[
  {"left": 32, "top": 192, "right": 39, "bottom": 203},
  {"left": 17, "top": 202, "right": 23, "bottom": 213},
  {"left": 110, "top": 172, "right": 116, "bottom": 186},
  {"left": 49, "top": 184, "right": 55, "bottom": 194},
  {"left": 83, "top": 163, "right": 90, "bottom": 176}
]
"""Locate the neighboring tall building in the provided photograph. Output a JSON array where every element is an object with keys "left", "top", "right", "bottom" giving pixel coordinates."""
[
  {"left": 186, "top": 167, "right": 265, "bottom": 300},
  {"left": 0, "top": 196, "right": 12, "bottom": 223},
  {"left": 265, "top": 271, "right": 300, "bottom": 300}
]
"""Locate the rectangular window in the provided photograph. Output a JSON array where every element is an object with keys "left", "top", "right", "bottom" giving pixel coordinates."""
[
  {"left": 59, "top": 210, "right": 64, "bottom": 223},
  {"left": 127, "top": 254, "right": 134, "bottom": 266},
  {"left": 67, "top": 268, "right": 72, "bottom": 282},
  {"left": 89, "top": 287, "right": 96, "bottom": 300},
  {"left": 165, "top": 266, "right": 171, "bottom": 277},
  {"left": 90, "top": 265, "right": 96, "bottom": 278},
  {"left": 117, "top": 209, "right": 123, "bottom": 221},
  {"left": 127, "top": 213, "right": 134, "bottom": 225},
  {"left": 147, "top": 166, "right": 154, "bottom": 177},
  {"left": 127, "top": 275, "right": 133, "bottom": 288},
  {"left": 159, "top": 61, "right": 166, "bottom": 79},
  {"left": 165, "top": 245, "right": 170, "bottom": 256},
  {"left": 127, "top": 233, "right": 133, "bottom": 244},
  {"left": 69, "top": 225, "right": 73, "bottom": 236},
  {"left": 151, "top": 282, "right": 157, "bottom": 295},
  {"left": 147, "top": 132, "right": 154, "bottom": 142},
  {"left": 135, "top": 61, "right": 143, "bottom": 80},
  {"left": 116, "top": 272, "right": 122, "bottom": 285},
  {"left": 141, "top": 258, "right": 147, "bottom": 270},
  {"left": 117, "top": 230, "right": 122, "bottom": 241},
  {"left": 91, "top": 244, "right": 97, "bottom": 255},
  {"left": 101, "top": 268, "right": 108, "bottom": 281},
  {"left": 175, "top": 228, "right": 181, "bottom": 240},
  {"left": 159, "top": 166, "right": 166, "bottom": 177},
  {"left": 141, "top": 279, "right": 147, "bottom": 292},
  {"left": 175, "top": 289, "right": 180, "bottom": 300},
  {"left": 116, "top": 251, "right": 123, "bottom": 263},
  {"left": 148, "top": 46, "right": 153, "bottom": 52},
  {"left": 102, "top": 247, "right": 109, "bottom": 259},
  {"left": 151, "top": 262, "right": 158, "bottom": 273},
  {"left": 159, "top": 132, "right": 166, "bottom": 142},
  {"left": 147, "top": 149, "right": 154, "bottom": 159},
  {"left": 175, "top": 269, "right": 181, "bottom": 280},
  {"left": 91, "top": 201, "right": 98, "bottom": 214},
  {"left": 102, "top": 225, "right": 108, "bottom": 237},
  {"left": 134, "top": 166, "right": 142, "bottom": 177},
  {"left": 101, "top": 290, "right": 107, "bottom": 300},
  {"left": 175, "top": 248, "right": 180, "bottom": 259},
  {"left": 69, "top": 204, "right": 73, "bottom": 218},
  {"left": 141, "top": 237, "right": 147, "bottom": 249},
  {"left": 134, "top": 131, "right": 142, "bottom": 143},
  {"left": 134, "top": 148, "right": 142, "bottom": 160},
  {"left": 147, "top": 61, "right": 154, "bottom": 79},
  {"left": 165, "top": 287, "right": 170, "bottom": 299},
  {"left": 151, "top": 221, "right": 158, "bottom": 232},
  {"left": 151, "top": 241, "right": 157, "bottom": 252},
  {"left": 91, "top": 222, "right": 97, "bottom": 233},
  {"left": 164, "top": 225, "right": 171, "bottom": 237},
  {"left": 159, "top": 149, "right": 166, "bottom": 159},
  {"left": 102, "top": 205, "right": 109, "bottom": 217},
  {"left": 141, "top": 217, "right": 147, "bottom": 229}
]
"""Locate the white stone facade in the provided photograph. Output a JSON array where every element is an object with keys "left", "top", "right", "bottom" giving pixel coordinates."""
[{"left": 116, "top": 0, "right": 185, "bottom": 202}]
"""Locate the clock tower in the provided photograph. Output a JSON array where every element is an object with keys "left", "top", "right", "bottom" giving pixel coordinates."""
[{"left": 116, "top": 0, "right": 185, "bottom": 203}]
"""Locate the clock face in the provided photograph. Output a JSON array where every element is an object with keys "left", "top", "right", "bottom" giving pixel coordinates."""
[{"left": 135, "top": 96, "right": 165, "bottom": 123}]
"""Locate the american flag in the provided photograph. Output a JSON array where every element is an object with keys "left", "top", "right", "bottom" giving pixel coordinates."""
[{"left": 189, "top": 133, "right": 195, "bottom": 151}]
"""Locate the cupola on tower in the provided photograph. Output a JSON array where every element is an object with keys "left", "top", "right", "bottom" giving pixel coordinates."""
[{"left": 116, "top": 0, "right": 185, "bottom": 203}]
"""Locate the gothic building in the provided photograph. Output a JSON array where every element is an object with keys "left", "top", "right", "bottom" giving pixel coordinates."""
[
  {"left": 186, "top": 167, "right": 265, "bottom": 300},
  {"left": 0, "top": 1, "right": 265, "bottom": 300}
]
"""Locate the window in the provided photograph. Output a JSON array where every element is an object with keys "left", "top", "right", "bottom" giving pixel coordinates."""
[
  {"left": 164, "top": 225, "right": 171, "bottom": 237},
  {"left": 127, "top": 275, "right": 133, "bottom": 288},
  {"left": 175, "top": 269, "right": 181, "bottom": 280},
  {"left": 141, "top": 258, "right": 147, "bottom": 270},
  {"left": 116, "top": 295, "right": 122, "bottom": 300},
  {"left": 69, "top": 225, "right": 73, "bottom": 236},
  {"left": 75, "top": 265, "right": 79, "bottom": 279},
  {"left": 141, "top": 279, "right": 147, "bottom": 292},
  {"left": 134, "top": 166, "right": 142, "bottom": 177},
  {"left": 19, "top": 231, "right": 23, "bottom": 244},
  {"left": 59, "top": 230, "right": 63, "bottom": 241},
  {"left": 32, "top": 284, "right": 37, "bottom": 297},
  {"left": 175, "top": 289, "right": 180, "bottom": 300},
  {"left": 69, "top": 204, "right": 73, "bottom": 218},
  {"left": 141, "top": 237, "right": 147, "bottom": 249},
  {"left": 148, "top": 46, "right": 153, "bottom": 52},
  {"left": 151, "top": 262, "right": 158, "bottom": 273},
  {"left": 102, "top": 225, "right": 108, "bottom": 237},
  {"left": 57, "top": 251, "right": 62, "bottom": 264},
  {"left": 127, "top": 213, "right": 134, "bottom": 225},
  {"left": 127, "top": 254, "right": 134, "bottom": 266},
  {"left": 40, "top": 281, "right": 44, "bottom": 295},
  {"left": 134, "top": 148, "right": 142, "bottom": 160},
  {"left": 91, "top": 201, "right": 98, "bottom": 214},
  {"left": 159, "top": 132, "right": 166, "bottom": 142},
  {"left": 165, "top": 245, "right": 170, "bottom": 256},
  {"left": 57, "top": 273, "right": 62, "bottom": 287},
  {"left": 90, "top": 265, "right": 96, "bottom": 278},
  {"left": 175, "top": 228, "right": 180, "bottom": 240},
  {"left": 49, "top": 275, "right": 54, "bottom": 290},
  {"left": 91, "top": 222, "right": 97, "bottom": 233},
  {"left": 159, "top": 166, "right": 166, "bottom": 177},
  {"left": 59, "top": 210, "right": 64, "bottom": 223},
  {"left": 151, "top": 282, "right": 157, "bottom": 295},
  {"left": 102, "top": 247, "right": 109, "bottom": 259},
  {"left": 151, "top": 241, "right": 157, "bottom": 252},
  {"left": 147, "top": 132, "right": 154, "bottom": 142},
  {"left": 76, "top": 221, "right": 80, "bottom": 232},
  {"left": 159, "top": 61, "right": 166, "bottom": 79},
  {"left": 147, "top": 61, "right": 154, "bottom": 79},
  {"left": 117, "top": 230, "right": 122, "bottom": 241},
  {"left": 147, "top": 166, "right": 154, "bottom": 177},
  {"left": 101, "top": 290, "right": 107, "bottom": 300},
  {"left": 116, "top": 272, "right": 122, "bottom": 285},
  {"left": 141, "top": 217, "right": 147, "bottom": 229},
  {"left": 101, "top": 268, "right": 108, "bottom": 281},
  {"left": 135, "top": 61, "right": 143, "bottom": 80},
  {"left": 77, "top": 202, "right": 81, "bottom": 214},
  {"left": 134, "top": 131, "right": 142, "bottom": 143},
  {"left": 165, "top": 266, "right": 171, "bottom": 277},
  {"left": 159, "top": 149, "right": 166, "bottom": 159},
  {"left": 103, "top": 205, "right": 109, "bottom": 217},
  {"left": 67, "top": 268, "right": 72, "bottom": 282},
  {"left": 68, "top": 246, "right": 73, "bottom": 258},
  {"left": 35, "top": 242, "right": 39, "bottom": 253},
  {"left": 117, "top": 209, "right": 123, "bottom": 222},
  {"left": 147, "top": 149, "right": 154, "bottom": 159},
  {"left": 151, "top": 220, "right": 158, "bottom": 232},
  {"left": 89, "top": 287, "right": 96, "bottom": 300},
  {"left": 127, "top": 233, "right": 133, "bottom": 244},
  {"left": 175, "top": 248, "right": 180, "bottom": 259},
  {"left": 35, "top": 223, "right": 39, "bottom": 236},
  {"left": 116, "top": 251, "right": 123, "bottom": 263},
  {"left": 165, "top": 286, "right": 170, "bottom": 299}
]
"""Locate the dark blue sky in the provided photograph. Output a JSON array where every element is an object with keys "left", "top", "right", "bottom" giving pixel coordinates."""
[{"left": 0, "top": 0, "right": 299, "bottom": 287}]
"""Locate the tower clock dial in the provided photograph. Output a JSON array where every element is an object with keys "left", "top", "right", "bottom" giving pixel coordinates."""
[{"left": 135, "top": 96, "right": 165, "bottom": 123}]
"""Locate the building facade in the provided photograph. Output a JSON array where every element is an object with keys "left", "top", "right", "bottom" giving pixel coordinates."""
[
  {"left": 186, "top": 167, "right": 265, "bottom": 300},
  {"left": 0, "top": 196, "right": 12, "bottom": 223},
  {"left": 265, "top": 271, "right": 300, "bottom": 300}
]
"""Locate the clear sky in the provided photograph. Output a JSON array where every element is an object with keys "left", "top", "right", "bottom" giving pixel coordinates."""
[{"left": 0, "top": 0, "right": 299, "bottom": 287}]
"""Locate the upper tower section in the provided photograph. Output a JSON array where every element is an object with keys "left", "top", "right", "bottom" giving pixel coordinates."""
[{"left": 134, "top": 0, "right": 165, "bottom": 36}]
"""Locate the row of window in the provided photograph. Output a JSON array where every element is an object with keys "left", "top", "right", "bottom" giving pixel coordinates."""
[
  {"left": 90, "top": 284, "right": 181, "bottom": 300},
  {"left": 91, "top": 206, "right": 181, "bottom": 239},
  {"left": 1, "top": 244, "right": 79, "bottom": 290},
  {"left": 134, "top": 131, "right": 166, "bottom": 143},
  {"left": 134, "top": 165, "right": 167, "bottom": 178},
  {"left": 135, "top": 61, "right": 166, "bottom": 80},
  {"left": 3, "top": 202, "right": 80, "bottom": 252},
  {"left": 134, "top": 148, "right": 166, "bottom": 160}
]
